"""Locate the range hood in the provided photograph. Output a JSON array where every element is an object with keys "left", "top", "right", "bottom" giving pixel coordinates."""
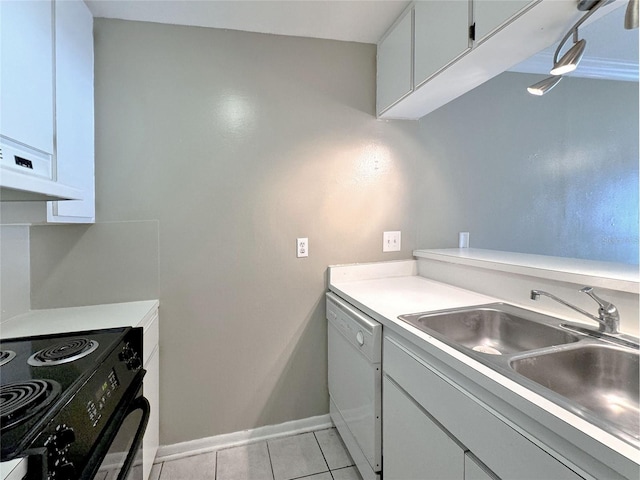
[{"left": 0, "top": 139, "right": 82, "bottom": 201}]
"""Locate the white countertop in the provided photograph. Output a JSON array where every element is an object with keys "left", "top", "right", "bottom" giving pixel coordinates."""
[
  {"left": 328, "top": 260, "right": 640, "bottom": 467},
  {"left": 0, "top": 300, "right": 159, "bottom": 339},
  {"left": 0, "top": 300, "right": 159, "bottom": 480}
]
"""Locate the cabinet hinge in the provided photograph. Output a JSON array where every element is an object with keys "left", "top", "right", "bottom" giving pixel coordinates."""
[{"left": 469, "top": 23, "right": 476, "bottom": 41}]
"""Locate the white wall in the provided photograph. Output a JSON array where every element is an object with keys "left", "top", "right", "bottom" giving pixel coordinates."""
[{"left": 32, "top": 19, "right": 422, "bottom": 446}]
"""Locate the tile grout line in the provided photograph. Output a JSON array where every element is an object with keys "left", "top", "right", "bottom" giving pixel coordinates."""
[{"left": 312, "top": 430, "right": 332, "bottom": 477}]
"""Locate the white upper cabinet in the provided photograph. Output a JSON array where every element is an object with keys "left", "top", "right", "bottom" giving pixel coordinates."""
[
  {"left": 0, "top": 0, "right": 95, "bottom": 218},
  {"left": 377, "top": 0, "right": 593, "bottom": 119},
  {"left": 48, "top": 0, "right": 95, "bottom": 223},
  {"left": 414, "top": 0, "right": 471, "bottom": 89},
  {"left": 474, "top": 0, "right": 537, "bottom": 44},
  {"left": 377, "top": 8, "right": 413, "bottom": 115},
  {"left": 0, "top": 0, "right": 54, "bottom": 155}
]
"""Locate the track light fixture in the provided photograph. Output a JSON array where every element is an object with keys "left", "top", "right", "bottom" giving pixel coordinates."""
[
  {"left": 625, "top": 0, "right": 639, "bottom": 29},
  {"left": 527, "top": 76, "right": 563, "bottom": 96},
  {"left": 527, "top": 0, "right": 607, "bottom": 95}
]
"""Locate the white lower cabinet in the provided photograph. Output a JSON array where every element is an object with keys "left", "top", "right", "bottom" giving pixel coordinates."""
[
  {"left": 140, "top": 308, "right": 160, "bottom": 480},
  {"left": 382, "top": 335, "right": 584, "bottom": 480},
  {"left": 383, "top": 376, "right": 464, "bottom": 479},
  {"left": 143, "top": 347, "right": 160, "bottom": 480},
  {"left": 464, "top": 452, "right": 498, "bottom": 480}
]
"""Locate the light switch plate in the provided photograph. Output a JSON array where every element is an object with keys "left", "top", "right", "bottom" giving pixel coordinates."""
[{"left": 383, "top": 231, "right": 401, "bottom": 252}]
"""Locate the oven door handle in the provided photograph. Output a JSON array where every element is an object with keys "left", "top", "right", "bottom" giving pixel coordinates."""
[{"left": 116, "top": 395, "right": 150, "bottom": 480}]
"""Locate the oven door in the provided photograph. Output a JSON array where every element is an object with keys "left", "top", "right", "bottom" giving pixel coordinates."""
[{"left": 86, "top": 378, "right": 150, "bottom": 480}]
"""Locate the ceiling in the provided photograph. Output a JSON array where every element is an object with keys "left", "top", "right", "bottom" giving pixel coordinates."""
[
  {"left": 85, "top": 0, "right": 638, "bottom": 80},
  {"left": 84, "top": 0, "right": 411, "bottom": 44}
]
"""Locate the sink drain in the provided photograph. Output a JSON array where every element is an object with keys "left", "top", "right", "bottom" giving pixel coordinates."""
[{"left": 472, "top": 345, "right": 502, "bottom": 355}]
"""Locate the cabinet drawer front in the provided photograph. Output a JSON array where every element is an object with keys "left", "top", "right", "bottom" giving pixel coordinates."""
[
  {"left": 383, "top": 337, "right": 583, "bottom": 480},
  {"left": 383, "top": 376, "right": 464, "bottom": 480}
]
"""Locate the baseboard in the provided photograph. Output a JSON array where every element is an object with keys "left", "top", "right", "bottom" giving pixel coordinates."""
[{"left": 155, "top": 414, "right": 333, "bottom": 463}]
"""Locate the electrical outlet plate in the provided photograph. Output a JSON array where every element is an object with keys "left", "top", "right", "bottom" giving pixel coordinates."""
[
  {"left": 383, "top": 231, "right": 401, "bottom": 252},
  {"left": 297, "top": 237, "right": 308, "bottom": 258}
]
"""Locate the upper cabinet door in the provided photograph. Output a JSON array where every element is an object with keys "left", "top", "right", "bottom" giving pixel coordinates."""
[
  {"left": 474, "top": 0, "right": 537, "bottom": 43},
  {"left": 414, "top": 0, "right": 471, "bottom": 89},
  {"left": 377, "top": 8, "right": 413, "bottom": 115},
  {"left": 0, "top": 0, "right": 54, "bottom": 155},
  {"left": 48, "top": 0, "right": 95, "bottom": 223}
]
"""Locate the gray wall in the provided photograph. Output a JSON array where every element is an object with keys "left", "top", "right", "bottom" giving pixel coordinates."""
[
  {"left": 0, "top": 226, "right": 30, "bottom": 321},
  {"left": 88, "top": 19, "right": 419, "bottom": 445},
  {"left": 415, "top": 72, "right": 639, "bottom": 264}
]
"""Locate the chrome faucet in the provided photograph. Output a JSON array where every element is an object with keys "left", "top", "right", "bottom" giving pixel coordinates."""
[{"left": 530, "top": 286, "right": 620, "bottom": 334}]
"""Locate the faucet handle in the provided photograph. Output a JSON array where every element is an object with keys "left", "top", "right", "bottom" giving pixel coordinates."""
[
  {"left": 579, "top": 287, "right": 620, "bottom": 332},
  {"left": 580, "top": 287, "right": 617, "bottom": 314}
]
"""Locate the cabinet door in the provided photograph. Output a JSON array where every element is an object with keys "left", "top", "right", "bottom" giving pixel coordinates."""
[
  {"left": 414, "top": 0, "right": 471, "bottom": 88},
  {"left": 465, "top": 452, "right": 499, "bottom": 480},
  {"left": 473, "top": 0, "right": 536, "bottom": 43},
  {"left": 377, "top": 8, "right": 413, "bottom": 115},
  {"left": 0, "top": 0, "right": 54, "bottom": 154},
  {"left": 383, "top": 376, "right": 464, "bottom": 480},
  {"left": 48, "top": 0, "right": 95, "bottom": 223}
]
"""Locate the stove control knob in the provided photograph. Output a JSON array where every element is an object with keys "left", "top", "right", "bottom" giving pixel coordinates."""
[
  {"left": 55, "top": 461, "right": 76, "bottom": 480},
  {"left": 46, "top": 425, "right": 75, "bottom": 452},
  {"left": 126, "top": 354, "right": 142, "bottom": 371},
  {"left": 120, "top": 343, "right": 142, "bottom": 370},
  {"left": 119, "top": 343, "right": 134, "bottom": 362},
  {"left": 54, "top": 426, "right": 75, "bottom": 449}
]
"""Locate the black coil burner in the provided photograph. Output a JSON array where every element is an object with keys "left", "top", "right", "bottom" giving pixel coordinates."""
[
  {"left": 28, "top": 338, "right": 99, "bottom": 367},
  {"left": 0, "top": 350, "right": 16, "bottom": 367},
  {"left": 0, "top": 380, "right": 61, "bottom": 431}
]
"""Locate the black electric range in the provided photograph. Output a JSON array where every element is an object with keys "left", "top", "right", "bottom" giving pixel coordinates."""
[{"left": 0, "top": 327, "right": 145, "bottom": 480}]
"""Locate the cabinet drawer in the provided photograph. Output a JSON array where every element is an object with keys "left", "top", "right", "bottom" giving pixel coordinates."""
[{"left": 383, "top": 337, "right": 583, "bottom": 480}]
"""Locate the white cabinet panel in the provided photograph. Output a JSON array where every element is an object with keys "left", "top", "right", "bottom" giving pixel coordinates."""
[
  {"left": 474, "top": 0, "right": 537, "bottom": 43},
  {"left": 384, "top": 336, "right": 584, "bottom": 480},
  {"left": 414, "top": 0, "right": 471, "bottom": 88},
  {"left": 0, "top": 0, "right": 54, "bottom": 155},
  {"left": 376, "top": 8, "right": 413, "bottom": 115},
  {"left": 464, "top": 452, "right": 499, "bottom": 480},
  {"left": 48, "top": 0, "right": 95, "bottom": 223},
  {"left": 143, "top": 347, "right": 159, "bottom": 480},
  {"left": 383, "top": 376, "right": 465, "bottom": 480}
]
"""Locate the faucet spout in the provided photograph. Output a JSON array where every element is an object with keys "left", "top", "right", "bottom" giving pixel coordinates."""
[{"left": 530, "top": 287, "right": 620, "bottom": 335}]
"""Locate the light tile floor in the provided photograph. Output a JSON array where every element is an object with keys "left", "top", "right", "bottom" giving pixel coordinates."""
[{"left": 151, "top": 428, "right": 363, "bottom": 480}]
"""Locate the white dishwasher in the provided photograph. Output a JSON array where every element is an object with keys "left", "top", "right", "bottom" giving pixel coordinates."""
[{"left": 327, "top": 292, "right": 382, "bottom": 480}]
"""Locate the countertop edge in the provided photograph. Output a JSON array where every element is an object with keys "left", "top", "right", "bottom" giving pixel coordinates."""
[{"left": 414, "top": 248, "right": 639, "bottom": 294}]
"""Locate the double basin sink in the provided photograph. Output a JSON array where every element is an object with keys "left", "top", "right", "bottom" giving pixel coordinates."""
[{"left": 397, "top": 303, "right": 639, "bottom": 447}]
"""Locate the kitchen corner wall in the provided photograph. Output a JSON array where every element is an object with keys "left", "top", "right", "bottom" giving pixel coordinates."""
[
  {"left": 0, "top": 225, "right": 31, "bottom": 321},
  {"left": 83, "top": 19, "right": 420, "bottom": 445}
]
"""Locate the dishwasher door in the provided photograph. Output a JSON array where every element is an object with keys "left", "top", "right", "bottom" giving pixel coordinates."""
[{"left": 327, "top": 292, "right": 381, "bottom": 480}]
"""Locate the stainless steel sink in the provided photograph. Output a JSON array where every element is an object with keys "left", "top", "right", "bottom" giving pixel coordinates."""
[
  {"left": 397, "top": 303, "right": 640, "bottom": 447},
  {"left": 511, "top": 345, "right": 640, "bottom": 441},
  {"left": 398, "top": 304, "right": 580, "bottom": 355}
]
